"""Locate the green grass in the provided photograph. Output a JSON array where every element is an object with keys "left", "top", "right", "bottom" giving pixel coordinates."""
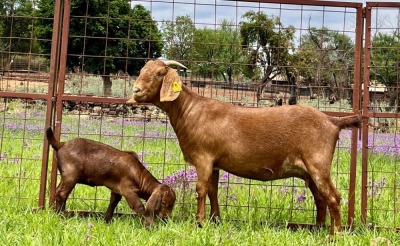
[
  {"left": 0, "top": 206, "right": 399, "bottom": 246},
  {"left": 1, "top": 100, "right": 400, "bottom": 245}
]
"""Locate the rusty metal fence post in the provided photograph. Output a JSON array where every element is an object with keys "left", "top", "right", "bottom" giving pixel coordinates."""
[
  {"left": 48, "top": 0, "right": 72, "bottom": 207},
  {"left": 37, "top": 0, "right": 65, "bottom": 209}
]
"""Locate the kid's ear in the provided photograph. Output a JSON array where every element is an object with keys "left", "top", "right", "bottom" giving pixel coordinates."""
[
  {"left": 160, "top": 68, "right": 182, "bottom": 102},
  {"left": 143, "top": 192, "right": 162, "bottom": 227}
]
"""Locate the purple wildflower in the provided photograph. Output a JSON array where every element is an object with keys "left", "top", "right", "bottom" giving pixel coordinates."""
[
  {"left": 368, "top": 177, "right": 387, "bottom": 197},
  {"left": 279, "top": 186, "right": 289, "bottom": 195},
  {"left": 297, "top": 195, "right": 306, "bottom": 203}
]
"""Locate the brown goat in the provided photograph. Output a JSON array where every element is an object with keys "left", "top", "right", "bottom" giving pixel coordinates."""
[
  {"left": 127, "top": 60, "right": 361, "bottom": 235},
  {"left": 46, "top": 127, "right": 176, "bottom": 226}
]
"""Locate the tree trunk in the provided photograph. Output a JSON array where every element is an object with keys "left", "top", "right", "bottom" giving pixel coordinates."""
[{"left": 102, "top": 75, "right": 112, "bottom": 97}]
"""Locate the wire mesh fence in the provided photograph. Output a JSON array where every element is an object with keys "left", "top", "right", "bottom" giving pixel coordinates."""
[
  {"left": 363, "top": 2, "right": 400, "bottom": 228},
  {"left": 0, "top": 0, "right": 399, "bottom": 230}
]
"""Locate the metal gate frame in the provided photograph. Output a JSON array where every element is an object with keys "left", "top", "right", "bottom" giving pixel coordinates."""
[
  {"left": 10, "top": 0, "right": 393, "bottom": 228},
  {"left": 362, "top": 1, "right": 400, "bottom": 226}
]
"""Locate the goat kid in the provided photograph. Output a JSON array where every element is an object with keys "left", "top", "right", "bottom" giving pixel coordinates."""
[
  {"left": 127, "top": 60, "right": 361, "bottom": 235},
  {"left": 46, "top": 127, "right": 176, "bottom": 227}
]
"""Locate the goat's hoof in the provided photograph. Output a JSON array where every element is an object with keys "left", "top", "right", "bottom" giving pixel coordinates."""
[
  {"left": 325, "top": 231, "right": 344, "bottom": 242},
  {"left": 210, "top": 216, "right": 221, "bottom": 225},
  {"left": 196, "top": 221, "right": 203, "bottom": 228},
  {"left": 143, "top": 219, "right": 154, "bottom": 229}
]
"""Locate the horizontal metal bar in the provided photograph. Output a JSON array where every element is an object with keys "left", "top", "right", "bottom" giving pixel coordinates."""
[
  {"left": 233, "top": 0, "right": 362, "bottom": 8},
  {"left": 367, "top": 112, "right": 400, "bottom": 118},
  {"left": 367, "top": 2, "right": 400, "bottom": 8},
  {"left": 0, "top": 92, "right": 50, "bottom": 100}
]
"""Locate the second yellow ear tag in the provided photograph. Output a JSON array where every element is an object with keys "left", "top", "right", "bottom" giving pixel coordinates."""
[{"left": 172, "top": 81, "right": 182, "bottom": 92}]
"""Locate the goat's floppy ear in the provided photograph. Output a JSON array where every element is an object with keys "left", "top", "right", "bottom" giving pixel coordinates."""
[
  {"left": 160, "top": 68, "right": 182, "bottom": 102},
  {"left": 143, "top": 192, "right": 162, "bottom": 227},
  {"left": 146, "top": 192, "right": 162, "bottom": 214}
]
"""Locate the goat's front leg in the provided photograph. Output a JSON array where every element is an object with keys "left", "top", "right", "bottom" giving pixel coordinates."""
[
  {"left": 104, "top": 192, "right": 122, "bottom": 223},
  {"left": 121, "top": 189, "right": 145, "bottom": 219},
  {"left": 195, "top": 163, "right": 213, "bottom": 227},
  {"left": 208, "top": 170, "right": 220, "bottom": 223}
]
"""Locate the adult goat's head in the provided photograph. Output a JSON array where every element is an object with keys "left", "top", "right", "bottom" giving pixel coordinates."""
[{"left": 127, "top": 60, "right": 187, "bottom": 104}]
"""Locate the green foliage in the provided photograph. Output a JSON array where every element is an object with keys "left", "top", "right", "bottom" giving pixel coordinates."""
[
  {"left": 239, "top": 11, "right": 295, "bottom": 81},
  {"left": 161, "top": 15, "right": 195, "bottom": 62},
  {"left": 64, "top": 75, "right": 133, "bottom": 98},
  {"left": 293, "top": 27, "right": 354, "bottom": 87},
  {"left": 0, "top": 101, "right": 400, "bottom": 244},
  {"left": 370, "top": 32, "right": 400, "bottom": 86},
  {"left": 161, "top": 16, "right": 244, "bottom": 82},
  {"left": 1, "top": 208, "right": 399, "bottom": 246},
  {"left": 191, "top": 20, "right": 243, "bottom": 82},
  {"left": 0, "top": 0, "right": 39, "bottom": 55},
  {"left": 191, "top": 27, "right": 217, "bottom": 78},
  {"left": 35, "top": 0, "right": 162, "bottom": 76}
]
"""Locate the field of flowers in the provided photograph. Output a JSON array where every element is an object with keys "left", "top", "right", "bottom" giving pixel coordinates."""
[{"left": 0, "top": 99, "right": 399, "bottom": 230}]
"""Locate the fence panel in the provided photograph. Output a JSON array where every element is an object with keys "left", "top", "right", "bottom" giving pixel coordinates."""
[
  {"left": 0, "top": 0, "right": 59, "bottom": 208},
  {"left": 40, "top": 0, "right": 363, "bottom": 229},
  {"left": 363, "top": 2, "right": 400, "bottom": 229},
  {"left": 6, "top": 0, "right": 400, "bottom": 231}
]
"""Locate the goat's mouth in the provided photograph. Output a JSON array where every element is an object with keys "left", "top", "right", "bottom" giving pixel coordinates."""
[
  {"left": 160, "top": 214, "right": 170, "bottom": 221},
  {"left": 132, "top": 90, "right": 147, "bottom": 102}
]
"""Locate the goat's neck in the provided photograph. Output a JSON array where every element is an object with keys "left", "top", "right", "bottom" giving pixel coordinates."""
[
  {"left": 155, "top": 86, "right": 201, "bottom": 135},
  {"left": 138, "top": 170, "right": 160, "bottom": 200}
]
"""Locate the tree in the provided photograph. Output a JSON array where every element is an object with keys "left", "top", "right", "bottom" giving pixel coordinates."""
[
  {"left": 292, "top": 26, "right": 354, "bottom": 100},
  {"left": 239, "top": 11, "right": 295, "bottom": 102},
  {"left": 161, "top": 15, "right": 195, "bottom": 62},
  {"left": 0, "top": 0, "right": 38, "bottom": 71},
  {"left": 191, "top": 19, "right": 242, "bottom": 82},
  {"left": 370, "top": 32, "right": 400, "bottom": 111},
  {"left": 36, "top": 0, "right": 163, "bottom": 96},
  {"left": 214, "top": 19, "right": 243, "bottom": 83},
  {"left": 370, "top": 32, "right": 400, "bottom": 86}
]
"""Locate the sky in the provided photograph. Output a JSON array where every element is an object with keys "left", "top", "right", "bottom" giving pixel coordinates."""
[{"left": 130, "top": 0, "right": 399, "bottom": 44}]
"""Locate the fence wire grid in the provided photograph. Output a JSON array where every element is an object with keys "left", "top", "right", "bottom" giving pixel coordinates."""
[{"left": 0, "top": 0, "right": 400, "bottom": 230}]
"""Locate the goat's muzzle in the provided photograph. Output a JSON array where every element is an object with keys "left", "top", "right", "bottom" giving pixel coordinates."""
[{"left": 126, "top": 87, "right": 141, "bottom": 104}]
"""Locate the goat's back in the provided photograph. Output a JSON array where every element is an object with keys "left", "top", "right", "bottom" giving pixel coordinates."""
[
  {"left": 177, "top": 102, "right": 341, "bottom": 151},
  {"left": 56, "top": 138, "right": 145, "bottom": 185}
]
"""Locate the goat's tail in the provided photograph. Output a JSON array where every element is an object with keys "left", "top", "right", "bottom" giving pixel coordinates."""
[
  {"left": 331, "top": 115, "right": 362, "bottom": 129},
  {"left": 46, "top": 127, "right": 63, "bottom": 151}
]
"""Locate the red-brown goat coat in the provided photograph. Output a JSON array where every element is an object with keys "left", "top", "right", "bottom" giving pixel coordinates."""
[
  {"left": 46, "top": 127, "right": 176, "bottom": 226},
  {"left": 128, "top": 60, "right": 361, "bottom": 235}
]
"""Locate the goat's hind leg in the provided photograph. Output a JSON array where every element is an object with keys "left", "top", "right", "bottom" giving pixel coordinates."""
[
  {"left": 309, "top": 171, "right": 342, "bottom": 235},
  {"left": 104, "top": 192, "right": 122, "bottom": 223},
  {"left": 54, "top": 178, "right": 77, "bottom": 213},
  {"left": 308, "top": 178, "right": 328, "bottom": 228}
]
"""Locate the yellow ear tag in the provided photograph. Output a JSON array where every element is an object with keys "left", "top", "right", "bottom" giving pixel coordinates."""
[{"left": 172, "top": 81, "right": 182, "bottom": 93}]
